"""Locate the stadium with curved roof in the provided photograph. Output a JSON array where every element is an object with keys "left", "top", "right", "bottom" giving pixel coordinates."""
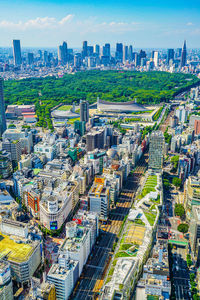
[
  {"left": 97, "top": 98, "right": 147, "bottom": 113},
  {"left": 51, "top": 110, "right": 79, "bottom": 119}
]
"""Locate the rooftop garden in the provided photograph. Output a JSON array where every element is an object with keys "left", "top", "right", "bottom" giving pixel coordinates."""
[{"left": 138, "top": 175, "right": 158, "bottom": 199}]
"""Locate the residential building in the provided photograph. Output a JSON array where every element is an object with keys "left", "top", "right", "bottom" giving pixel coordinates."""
[
  {"left": 175, "top": 106, "right": 188, "bottom": 123},
  {"left": 59, "top": 222, "right": 91, "bottom": 276},
  {"left": 194, "top": 120, "right": 200, "bottom": 135},
  {"left": 47, "top": 260, "right": 79, "bottom": 300},
  {"left": 3, "top": 128, "right": 33, "bottom": 154},
  {"left": 0, "top": 261, "right": 13, "bottom": 300},
  {"left": 28, "top": 280, "right": 56, "bottom": 300},
  {"left": 0, "top": 151, "right": 12, "bottom": 178},
  {"left": 190, "top": 206, "right": 200, "bottom": 260},
  {"left": 89, "top": 178, "right": 110, "bottom": 220},
  {"left": 86, "top": 149, "right": 107, "bottom": 175},
  {"left": 2, "top": 140, "right": 22, "bottom": 167},
  {"left": 86, "top": 128, "right": 105, "bottom": 151},
  {"left": 184, "top": 176, "right": 200, "bottom": 219},
  {"left": 34, "top": 142, "right": 57, "bottom": 161}
]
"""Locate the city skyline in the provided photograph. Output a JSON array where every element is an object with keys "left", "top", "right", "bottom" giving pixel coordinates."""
[{"left": 0, "top": 0, "right": 200, "bottom": 47}]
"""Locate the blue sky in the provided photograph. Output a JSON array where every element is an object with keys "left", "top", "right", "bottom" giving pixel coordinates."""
[{"left": 0, "top": 0, "right": 200, "bottom": 48}]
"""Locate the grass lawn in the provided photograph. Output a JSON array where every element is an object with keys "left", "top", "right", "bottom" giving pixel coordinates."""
[
  {"left": 115, "top": 251, "right": 137, "bottom": 258},
  {"left": 119, "top": 243, "right": 133, "bottom": 251},
  {"left": 134, "top": 219, "right": 145, "bottom": 226},
  {"left": 138, "top": 175, "right": 157, "bottom": 199},
  {"left": 144, "top": 211, "right": 156, "bottom": 226},
  {"left": 57, "top": 105, "right": 72, "bottom": 111},
  {"left": 67, "top": 117, "right": 80, "bottom": 124}
]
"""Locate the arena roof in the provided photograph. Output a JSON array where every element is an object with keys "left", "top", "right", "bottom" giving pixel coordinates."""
[
  {"left": 97, "top": 98, "right": 147, "bottom": 112},
  {"left": 51, "top": 110, "right": 79, "bottom": 119}
]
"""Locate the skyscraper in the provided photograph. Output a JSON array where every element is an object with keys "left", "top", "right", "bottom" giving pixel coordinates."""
[
  {"left": 94, "top": 44, "right": 100, "bottom": 56},
  {"left": 27, "top": 53, "right": 34, "bottom": 65},
  {"left": 115, "top": 43, "right": 123, "bottom": 62},
  {"left": 123, "top": 45, "right": 128, "bottom": 63},
  {"left": 82, "top": 41, "right": 88, "bottom": 58},
  {"left": 128, "top": 45, "right": 133, "bottom": 61},
  {"left": 13, "top": 40, "right": 22, "bottom": 66},
  {"left": 149, "top": 131, "right": 165, "bottom": 171},
  {"left": 153, "top": 51, "right": 159, "bottom": 67},
  {"left": 0, "top": 78, "right": 7, "bottom": 137},
  {"left": 58, "top": 41, "right": 68, "bottom": 64},
  {"left": 181, "top": 40, "right": 187, "bottom": 67},
  {"left": 167, "top": 49, "right": 174, "bottom": 64},
  {"left": 80, "top": 100, "right": 89, "bottom": 122},
  {"left": 44, "top": 51, "right": 48, "bottom": 64}
]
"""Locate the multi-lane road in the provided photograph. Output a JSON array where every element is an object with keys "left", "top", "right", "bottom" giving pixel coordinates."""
[{"left": 71, "top": 154, "right": 148, "bottom": 300}]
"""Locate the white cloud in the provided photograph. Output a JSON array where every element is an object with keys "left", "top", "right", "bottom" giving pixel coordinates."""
[
  {"left": 59, "top": 14, "right": 74, "bottom": 25},
  {"left": 0, "top": 14, "right": 74, "bottom": 30},
  {"left": 186, "top": 22, "right": 194, "bottom": 26}
]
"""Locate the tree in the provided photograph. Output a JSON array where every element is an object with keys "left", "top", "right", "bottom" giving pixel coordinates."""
[
  {"left": 193, "top": 294, "right": 200, "bottom": 300},
  {"left": 172, "top": 177, "right": 182, "bottom": 188},
  {"left": 174, "top": 204, "right": 185, "bottom": 218},
  {"left": 190, "top": 273, "right": 195, "bottom": 281},
  {"left": 178, "top": 223, "right": 189, "bottom": 233},
  {"left": 171, "top": 155, "right": 179, "bottom": 172},
  {"left": 163, "top": 178, "right": 170, "bottom": 190}
]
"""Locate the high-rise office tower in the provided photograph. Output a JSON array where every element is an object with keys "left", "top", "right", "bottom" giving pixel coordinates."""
[
  {"left": 38, "top": 50, "right": 42, "bottom": 60},
  {"left": 58, "top": 42, "right": 68, "bottom": 64},
  {"left": 128, "top": 45, "right": 133, "bottom": 61},
  {"left": 80, "top": 100, "right": 89, "bottom": 122},
  {"left": 27, "top": 53, "right": 34, "bottom": 65},
  {"left": 176, "top": 48, "right": 182, "bottom": 57},
  {"left": 0, "top": 78, "right": 7, "bottom": 137},
  {"left": 153, "top": 51, "right": 159, "bottom": 67},
  {"left": 82, "top": 41, "right": 88, "bottom": 58},
  {"left": 94, "top": 44, "right": 100, "bottom": 56},
  {"left": 181, "top": 40, "right": 187, "bottom": 67},
  {"left": 62, "top": 41, "right": 68, "bottom": 63},
  {"left": 44, "top": 51, "right": 48, "bottom": 64},
  {"left": 134, "top": 53, "right": 140, "bottom": 67},
  {"left": 103, "top": 44, "right": 111, "bottom": 58},
  {"left": 151, "top": 51, "right": 155, "bottom": 59},
  {"left": 13, "top": 40, "right": 22, "bottom": 66},
  {"left": 123, "top": 45, "right": 128, "bottom": 62},
  {"left": 74, "top": 53, "right": 82, "bottom": 68},
  {"left": 149, "top": 131, "right": 165, "bottom": 171},
  {"left": 167, "top": 49, "right": 174, "bottom": 64},
  {"left": 115, "top": 43, "right": 123, "bottom": 61},
  {"left": 140, "top": 49, "right": 146, "bottom": 60},
  {"left": 58, "top": 45, "right": 63, "bottom": 62},
  {"left": 87, "top": 46, "right": 94, "bottom": 57}
]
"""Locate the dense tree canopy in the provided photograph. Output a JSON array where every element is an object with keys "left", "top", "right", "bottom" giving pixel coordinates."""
[
  {"left": 174, "top": 203, "right": 185, "bottom": 217},
  {"left": 172, "top": 177, "right": 182, "bottom": 188},
  {"left": 177, "top": 223, "right": 189, "bottom": 233},
  {"left": 3, "top": 70, "right": 199, "bottom": 129}
]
